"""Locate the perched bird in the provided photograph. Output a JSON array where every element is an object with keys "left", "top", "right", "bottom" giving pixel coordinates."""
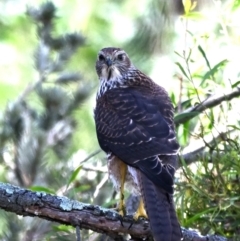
[{"left": 94, "top": 47, "right": 182, "bottom": 241}]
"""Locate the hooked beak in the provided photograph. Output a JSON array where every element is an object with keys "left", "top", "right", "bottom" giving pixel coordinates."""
[{"left": 106, "top": 58, "right": 113, "bottom": 67}]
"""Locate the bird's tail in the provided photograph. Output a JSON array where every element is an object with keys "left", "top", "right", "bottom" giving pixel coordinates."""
[{"left": 139, "top": 171, "right": 182, "bottom": 241}]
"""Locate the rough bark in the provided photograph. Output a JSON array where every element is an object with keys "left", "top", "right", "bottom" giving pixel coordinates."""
[{"left": 0, "top": 182, "right": 229, "bottom": 241}]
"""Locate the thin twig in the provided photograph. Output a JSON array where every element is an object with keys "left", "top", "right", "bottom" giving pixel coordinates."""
[
  {"left": 79, "top": 149, "right": 102, "bottom": 164},
  {"left": 76, "top": 226, "right": 81, "bottom": 241}
]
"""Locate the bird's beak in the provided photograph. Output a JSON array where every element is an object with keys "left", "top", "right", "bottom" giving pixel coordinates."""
[{"left": 106, "top": 58, "right": 113, "bottom": 67}]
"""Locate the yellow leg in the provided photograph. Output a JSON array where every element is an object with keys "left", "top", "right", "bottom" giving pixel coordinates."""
[
  {"left": 118, "top": 162, "right": 127, "bottom": 216},
  {"left": 134, "top": 198, "right": 148, "bottom": 220}
]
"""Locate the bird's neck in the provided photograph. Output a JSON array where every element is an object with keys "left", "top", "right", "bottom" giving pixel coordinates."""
[{"left": 96, "top": 69, "right": 138, "bottom": 99}]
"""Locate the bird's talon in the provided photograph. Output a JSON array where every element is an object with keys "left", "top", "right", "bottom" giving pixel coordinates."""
[
  {"left": 119, "top": 215, "right": 124, "bottom": 227},
  {"left": 128, "top": 221, "right": 134, "bottom": 230}
]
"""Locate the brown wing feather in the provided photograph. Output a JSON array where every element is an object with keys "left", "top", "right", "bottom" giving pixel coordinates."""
[{"left": 94, "top": 86, "right": 179, "bottom": 193}]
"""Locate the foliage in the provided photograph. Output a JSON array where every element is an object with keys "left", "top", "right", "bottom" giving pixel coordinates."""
[
  {"left": 174, "top": 0, "right": 240, "bottom": 239},
  {"left": 0, "top": 0, "right": 239, "bottom": 240},
  {"left": 0, "top": 2, "right": 98, "bottom": 240}
]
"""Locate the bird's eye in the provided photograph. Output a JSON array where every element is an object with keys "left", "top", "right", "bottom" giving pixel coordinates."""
[
  {"left": 99, "top": 54, "right": 105, "bottom": 61},
  {"left": 117, "top": 54, "right": 124, "bottom": 61}
]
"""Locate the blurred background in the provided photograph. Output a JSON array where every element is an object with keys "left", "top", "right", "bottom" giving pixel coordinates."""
[{"left": 0, "top": 0, "right": 240, "bottom": 240}]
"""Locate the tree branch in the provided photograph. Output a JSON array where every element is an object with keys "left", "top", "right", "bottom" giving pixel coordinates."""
[
  {"left": 179, "top": 130, "right": 231, "bottom": 167},
  {"left": 174, "top": 87, "right": 240, "bottom": 126},
  {"left": 0, "top": 182, "right": 228, "bottom": 241}
]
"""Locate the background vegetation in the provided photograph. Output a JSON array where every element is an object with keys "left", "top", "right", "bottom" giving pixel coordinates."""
[{"left": 0, "top": 0, "right": 239, "bottom": 240}]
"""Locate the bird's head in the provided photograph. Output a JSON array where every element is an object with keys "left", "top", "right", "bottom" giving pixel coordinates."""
[{"left": 95, "top": 47, "right": 132, "bottom": 81}]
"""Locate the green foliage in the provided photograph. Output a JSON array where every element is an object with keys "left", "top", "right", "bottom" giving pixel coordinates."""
[
  {"left": 0, "top": 0, "right": 240, "bottom": 240},
  {"left": 174, "top": 0, "right": 240, "bottom": 239},
  {"left": 178, "top": 147, "right": 240, "bottom": 237}
]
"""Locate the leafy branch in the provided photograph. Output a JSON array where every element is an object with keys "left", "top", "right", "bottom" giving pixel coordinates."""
[{"left": 174, "top": 87, "right": 240, "bottom": 126}]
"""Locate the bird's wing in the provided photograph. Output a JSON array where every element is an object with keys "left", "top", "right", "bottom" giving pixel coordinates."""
[{"left": 95, "top": 87, "right": 179, "bottom": 194}]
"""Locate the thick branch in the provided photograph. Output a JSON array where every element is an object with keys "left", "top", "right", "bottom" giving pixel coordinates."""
[
  {"left": 0, "top": 182, "right": 228, "bottom": 241},
  {"left": 175, "top": 87, "right": 240, "bottom": 126}
]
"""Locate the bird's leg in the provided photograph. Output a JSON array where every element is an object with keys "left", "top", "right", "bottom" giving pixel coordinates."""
[
  {"left": 118, "top": 162, "right": 127, "bottom": 216},
  {"left": 134, "top": 198, "right": 148, "bottom": 220}
]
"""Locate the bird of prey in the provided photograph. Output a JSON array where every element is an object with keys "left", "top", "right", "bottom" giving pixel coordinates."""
[{"left": 94, "top": 47, "right": 182, "bottom": 241}]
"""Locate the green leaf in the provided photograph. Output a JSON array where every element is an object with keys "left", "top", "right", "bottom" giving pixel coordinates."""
[
  {"left": 198, "top": 45, "right": 212, "bottom": 73},
  {"left": 67, "top": 165, "right": 82, "bottom": 188},
  {"left": 175, "top": 62, "right": 190, "bottom": 80},
  {"left": 231, "top": 80, "right": 240, "bottom": 88},
  {"left": 174, "top": 111, "right": 200, "bottom": 124},
  {"left": 184, "top": 11, "right": 204, "bottom": 20},
  {"left": 186, "top": 48, "right": 192, "bottom": 63},
  {"left": 227, "top": 125, "right": 240, "bottom": 131},
  {"left": 184, "top": 207, "right": 217, "bottom": 226},
  {"left": 202, "top": 59, "right": 228, "bottom": 83},
  {"left": 183, "top": 0, "right": 197, "bottom": 14},
  {"left": 174, "top": 51, "right": 184, "bottom": 59},
  {"left": 53, "top": 224, "right": 73, "bottom": 232},
  {"left": 73, "top": 184, "right": 91, "bottom": 192},
  {"left": 30, "top": 186, "right": 55, "bottom": 194},
  {"left": 180, "top": 99, "right": 193, "bottom": 109}
]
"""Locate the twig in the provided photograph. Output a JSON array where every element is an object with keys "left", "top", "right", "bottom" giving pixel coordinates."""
[
  {"left": 79, "top": 149, "right": 102, "bottom": 164},
  {"left": 174, "top": 87, "right": 240, "bottom": 126},
  {"left": 76, "top": 225, "right": 81, "bottom": 241},
  {"left": 179, "top": 130, "right": 233, "bottom": 167}
]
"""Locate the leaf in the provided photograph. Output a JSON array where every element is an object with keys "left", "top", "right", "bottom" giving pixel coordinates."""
[
  {"left": 175, "top": 62, "right": 190, "bottom": 80},
  {"left": 184, "top": 207, "right": 217, "bottom": 226},
  {"left": 231, "top": 80, "right": 240, "bottom": 88},
  {"left": 180, "top": 99, "right": 193, "bottom": 109},
  {"left": 67, "top": 165, "right": 82, "bottom": 188},
  {"left": 174, "top": 111, "right": 200, "bottom": 124},
  {"left": 30, "top": 186, "right": 55, "bottom": 194},
  {"left": 53, "top": 225, "right": 73, "bottom": 232},
  {"left": 202, "top": 59, "right": 228, "bottom": 83},
  {"left": 174, "top": 51, "right": 184, "bottom": 59},
  {"left": 184, "top": 11, "right": 205, "bottom": 20},
  {"left": 183, "top": 0, "right": 197, "bottom": 14},
  {"left": 198, "top": 45, "right": 212, "bottom": 73},
  {"left": 227, "top": 125, "right": 240, "bottom": 131},
  {"left": 74, "top": 184, "right": 91, "bottom": 192},
  {"left": 186, "top": 48, "right": 192, "bottom": 63}
]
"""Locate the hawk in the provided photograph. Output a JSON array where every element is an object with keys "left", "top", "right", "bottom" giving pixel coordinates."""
[{"left": 94, "top": 47, "right": 182, "bottom": 241}]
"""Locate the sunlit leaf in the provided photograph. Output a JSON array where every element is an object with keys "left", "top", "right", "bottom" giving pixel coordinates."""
[
  {"left": 227, "top": 125, "right": 240, "bottom": 131},
  {"left": 183, "top": 0, "right": 197, "bottom": 14},
  {"left": 174, "top": 51, "right": 184, "bottom": 59},
  {"left": 198, "top": 45, "right": 211, "bottom": 73},
  {"left": 231, "top": 80, "right": 240, "bottom": 88},
  {"left": 53, "top": 225, "right": 73, "bottom": 232},
  {"left": 185, "top": 11, "right": 205, "bottom": 20},
  {"left": 73, "top": 184, "right": 91, "bottom": 192},
  {"left": 30, "top": 186, "right": 55, "bottom": 194},
  {"left": 175, "top": 62, "right": 190, "bottom": 80},
  {"left": 202, "top": 59, "right": 228, "bottom": 83}
]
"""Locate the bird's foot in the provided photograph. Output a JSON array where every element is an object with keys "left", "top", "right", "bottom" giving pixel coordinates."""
[
  {"left": 117, "top": 199, "right": 127, "bottom": 216},
  {"left": 133, "top": 198, "right": 148, "bottom": 220}
]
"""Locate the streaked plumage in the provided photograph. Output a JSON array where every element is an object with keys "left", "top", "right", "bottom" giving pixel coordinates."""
[{"left": 94, "top": 47, "right": 182, "bottom": 241}]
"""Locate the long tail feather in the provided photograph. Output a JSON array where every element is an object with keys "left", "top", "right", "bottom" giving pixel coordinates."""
[{"left": 139, "top": 171, "right": 182, "bottom": 241}]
